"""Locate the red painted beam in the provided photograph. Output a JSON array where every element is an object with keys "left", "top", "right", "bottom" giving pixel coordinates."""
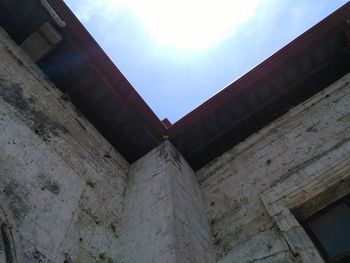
[
  {"left": 169, "top": 2, "right": 350, "bottom": 135},
  {"left": 45, "top": 0, "right": 167, "bottom": 144}
]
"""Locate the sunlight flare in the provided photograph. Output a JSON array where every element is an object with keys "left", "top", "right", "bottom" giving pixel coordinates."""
[
  {"left": 104, "top": 0, "right": 263, "bottom": 51},
  {"left": 131, "top": 0, "right": 263, "bottom": 50}
]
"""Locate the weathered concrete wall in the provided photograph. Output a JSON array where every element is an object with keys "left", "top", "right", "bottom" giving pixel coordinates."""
[
  {"left": 2, "top": 20, "right": 350, "bottom": 263},
  {"left": 0, "top": 27, "right": 129, "bottom": 262},
  {"left": 119, "top": 141, "right": 215, "bottom": 263},
  {"left": 197, "top": 72, "right": 350, "bottom": 262}
]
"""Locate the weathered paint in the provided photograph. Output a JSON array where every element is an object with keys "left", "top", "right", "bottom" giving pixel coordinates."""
[
  {"left": 0, "top": 26, "right": 128, "bottom": 262},
  {"left": 118, "top": 141, "right": 215, "bottom": 263},
  {"left": 1, "top": 23, "right": 350, "bottom": 263},
  {"left": 197, "top": 71, "right": 350, "bottom": 262}
]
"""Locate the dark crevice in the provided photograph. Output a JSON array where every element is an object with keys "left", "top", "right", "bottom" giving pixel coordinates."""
[{"left": 1, "top": 223, "right": 14, "bottom": 263}]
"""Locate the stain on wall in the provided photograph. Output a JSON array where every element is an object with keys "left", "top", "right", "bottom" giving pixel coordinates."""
[
  {"left": 2, "top": 182, "right": 30, "bottom": 223},
  {"left": 0, "top": 27, "right": 129, "bottom": 262},
  {"left": 197, "top": 73, "right": 350, "bottom": 262},
  {"left": 37, "top": 173, "right": 60, "bottom": 195},
  {"left": 0, "top": 82, "right": 69, "bottom": 142}
]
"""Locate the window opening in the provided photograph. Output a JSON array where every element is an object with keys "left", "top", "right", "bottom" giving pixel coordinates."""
[{"left": 301, "top": 195, "right": 350, "bottom": 263}]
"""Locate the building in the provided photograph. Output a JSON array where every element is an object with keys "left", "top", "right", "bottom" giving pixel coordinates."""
[{"left": 0, "top": 1, "right": 350, "bottom": 262}]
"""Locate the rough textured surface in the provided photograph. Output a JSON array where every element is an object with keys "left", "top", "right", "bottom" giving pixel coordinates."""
[
  {"left": 197, "top": 72, "right": 350, "bottom": 262},
  {"left": 119, "top": 141, "right": 215, "bottom": 263},
  {"left": 0, "top": 26, "right": 216, "bottom": 263},
  {"left": 0, "top": 27, "right": 129, "bottom": 262},
  {"left": 1, "top": 22, "right": 350, "bottom": 262}
]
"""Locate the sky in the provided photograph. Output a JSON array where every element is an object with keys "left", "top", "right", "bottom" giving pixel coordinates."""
[{"left": 64, "top": 0, "right": 349, "bottom": 123}]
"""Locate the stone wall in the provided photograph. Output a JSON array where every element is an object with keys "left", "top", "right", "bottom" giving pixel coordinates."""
[
  {"left": 0, "top": 27, "right": 129, "bottom": 262},
  {"left": 2, "top": 20, "right": 350, "bottom": 263},
  {"left": 197, "top": 72, "right": 350, "bottom": 262},
  {"left": 118, "top": 141, "right": 215, "bottom": 263}
]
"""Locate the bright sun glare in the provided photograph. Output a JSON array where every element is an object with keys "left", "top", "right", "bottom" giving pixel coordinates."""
[{"left": 112, "top": 0, "right": 263, "bottom": 51}]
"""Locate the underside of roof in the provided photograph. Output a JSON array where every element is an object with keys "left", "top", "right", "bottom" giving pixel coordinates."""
[{"left": 1, "top": 0, "right": 350, "bottom": 169}]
